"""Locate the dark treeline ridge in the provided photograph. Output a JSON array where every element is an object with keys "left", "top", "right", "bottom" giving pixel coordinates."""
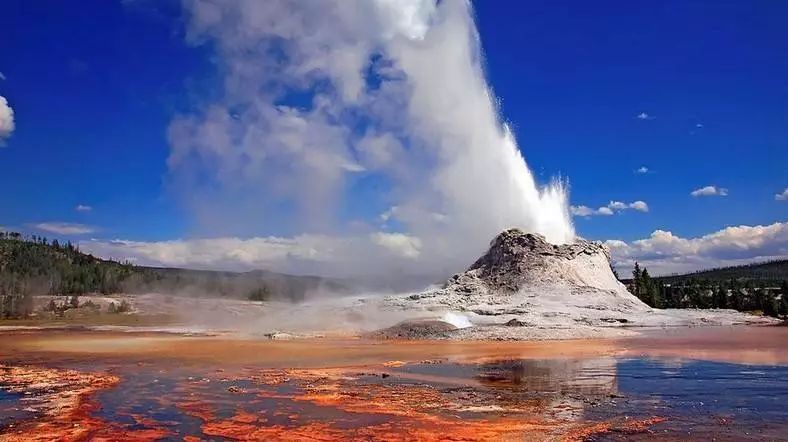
[
  {"left": 624, "top": 262, "right": 788, "bottom": 319},
  {"left": 0, "top": 232, "right": 348, "bottom": 318},
  {"left": 655, "top": 259, "right": 788, "bottom": 286}
]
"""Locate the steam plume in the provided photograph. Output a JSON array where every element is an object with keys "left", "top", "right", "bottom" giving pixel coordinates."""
[{"left": 156, "top": 0, "right": 574, "bottom": 277}]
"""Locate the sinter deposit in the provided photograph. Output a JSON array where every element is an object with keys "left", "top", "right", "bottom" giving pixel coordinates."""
[{"left": 379, "top": 228, "right": 774, "bottom": 340}]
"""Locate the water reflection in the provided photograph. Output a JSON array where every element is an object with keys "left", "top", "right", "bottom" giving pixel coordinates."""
[{"left": 2, "top": 327, "right": 788, "bottom": 440}]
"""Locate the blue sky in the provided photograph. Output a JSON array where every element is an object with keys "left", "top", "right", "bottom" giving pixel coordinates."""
[
  {"left": 474, "top": 1, "right": 788, "bottom": 240},
  {"left": 1, "top": 0, "right": 786, "bottom": 276}
]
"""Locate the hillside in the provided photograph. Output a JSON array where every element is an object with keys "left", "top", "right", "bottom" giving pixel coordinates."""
[
  {"left": 0, "top": 233, "right": 348, "bottom": 302},
  {"left": 654, "top": 259, "right": 788, "bottom": 285}
]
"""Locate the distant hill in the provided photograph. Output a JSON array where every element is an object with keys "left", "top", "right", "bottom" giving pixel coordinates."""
[
  {"left": 653, "top": 259, "right": 788, "bottom": 286},
  {"left": 130, "top": 267, "right": 350, "bottom": 301},
  {"left": 0, "top": 233, "right": 349, "bottom": 301}
]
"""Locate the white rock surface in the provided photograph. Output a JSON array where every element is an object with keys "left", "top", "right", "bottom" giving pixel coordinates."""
[{"left": 378, "top": 228, "right": 775, "bottom": 339}]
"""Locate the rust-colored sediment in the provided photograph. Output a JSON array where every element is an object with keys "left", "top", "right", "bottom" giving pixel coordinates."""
[
  {"left": 0, "top": 330, "right": 622, "bottom": 367},
  {"left": 0, "top": 365, "right": 170, "bottom": 442},
  {"left": 3, "top": 326, "right": 786, "bottom": 368},
  {"left": 178, "top": 368, "right": 663, "bottom": 441},
  {"left": 562, "top": 417, "right": 668, "bottom": 441},
  {"left": 3, "top": 326, "right": 780, "bottom": 441},
  {"left": 0, "top": 360, "right": 665, "bottom": 441},
  {"left": 621, "top": 326, "right": 788, "bottom": 365}
]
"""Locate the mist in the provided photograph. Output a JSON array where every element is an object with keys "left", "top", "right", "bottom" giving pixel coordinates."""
[{"left": 95, "top": 0, "right": 575, "bottom": 281}]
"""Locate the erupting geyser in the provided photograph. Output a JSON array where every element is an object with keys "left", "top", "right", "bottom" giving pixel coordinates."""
[
  {"left": 166, "top": 0, "right": 575, "bottom": 277},
  {"left": 380, "top": 0, "right": 577, "bottom": 248}
]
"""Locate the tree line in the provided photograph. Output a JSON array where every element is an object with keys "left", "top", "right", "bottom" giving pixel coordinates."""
[
  {"left": 628, "top": 262, "right": 788, "bottom": 319},
  {"left": 0, "top": 232, "right": 143, "bottom": 318},
  {"left": 1, "top": 232, "right": 138, "bottom": 296},
  {"left": 0, "top": 232, "right": 297, "bottom": 319}
]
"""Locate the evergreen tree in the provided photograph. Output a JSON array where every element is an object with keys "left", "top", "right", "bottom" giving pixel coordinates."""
[
  {"left": 716, "top": 282, "right": 729, "bottom": 309},
  {"left": 632, "top": 262, "right": 642, "bottom": 297},
  {"left": 633, "top": 267, "right": 662, "bottom": 307},
  {"left": 248, "top": 286, "right": 271, "bottom": 302}
]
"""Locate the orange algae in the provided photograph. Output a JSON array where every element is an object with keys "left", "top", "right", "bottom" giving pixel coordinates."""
[
  {"left": 3, "top": 328, "right": 776, "bottom": 441},
  {"left": 563, "top": 417, "right": 668, "bottom": 441},
  {"left": 182, "top": 367, "right": 566, "bottom": 441},
  {"left": 0, "top": 364, "right": 172, "bottom": 442}
]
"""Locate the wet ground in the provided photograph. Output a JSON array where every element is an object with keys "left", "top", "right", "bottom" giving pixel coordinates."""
[{"left": 0, "top": 326, "right": 786, "bottom": 441}]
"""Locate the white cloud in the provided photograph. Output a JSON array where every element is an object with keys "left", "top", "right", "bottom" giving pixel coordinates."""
[
  {"left": 83, "top": 236, "right": 330, "bottom": 272},
  {"left": 569, "top": 205, "right": 595, "bottom": 217},
  {"left": 378, "top": 205, "right": 446, "bottom": 226},
  {"left": 775, "top": 188, "right": 788, "bottom": 201},
  {"left": 629, "top": 200, "right": 649, "bottom": 212},
  {"left": 690, "top": 185, "right": 728, "bottom": 197},
  {"left": 635, "top": 112, "right": 653, "bottom": 120},
  {"left": 75, "top": 204, "right": 93, "bottom": 212},
  {"left": 635, "top": 166, "right": 649, "bottom": 174},
  {"left": 84, "top": 221, "right": 788, "bottom": 280},
  {"left": 571, "top": 200, "right": 649, "bottom": 217},
  {"left": 608, "top": 201, "right": 628, "bottom": 210},
  {"left": 0, "top": 72, "right": 6, "bottom": 81},
  {"left": 162, "top": 0, "right": 575, "bottom": 277},
  {"left": 695, "top": 123, "right": 703, "bottom": 128},
  {"left": 597, "top": 206, "right": 614, "bottom": 216},
  {"left": 80, "top": 231, "right": 430, "bottom": 278},
  {"left": 33, "top": 222, "right": 96, "bottom": 235},
  {"left": 606, "top": 222, "right": 788, "bottom": 276},
  {"left": 0, "top": 96, "right": 15, "bottom": 145},
  {"left": 370, "top": 232, "right": 422, "bottom": 258},
  {"left": 379, "top": 206, "right": 399, "bottom": 222}
]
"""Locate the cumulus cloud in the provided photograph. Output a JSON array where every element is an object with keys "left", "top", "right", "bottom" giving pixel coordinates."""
[
  {"left": 606, "top": 222, "right": 788, "bottom": 275},
  {"left": 75, "top": 204, "right": 93, "bottom": 212},
  {"left": 83, "top": 235, "right": 335, "bottom": 272},
  {"left": 0, "top": 72, "right": 6, "bottom": 81},
  {"left": 596, "top": 206, "right": 614, "bottom": 216},
  {"left": 84, "top": 220, "right": 788, "bottom": 280},
  {"left": 370, "top": 232, "right": 422, "bottom": 258},
  {"left": 775, "top": 188, "right": 788, "bottom": 201},
  {"left": 607, "top": 201, "right": 627, "bottom": 210},
  {"left": 162, "top": 0, "right": 574, "bottom": 278},
  {"left": 571, "top": 200, "right": 649, "bottom": 217},
  {"left": 635, "top": 166, "right": 649, "bottom": 174},
  {"left": 33, "top": 222, "right": 96, "bottom": 235},
  {"left": 570, "top": 206, "right": 600, "bottom": 217},
  {"left": 81, "top": 232, "right": 427, "bottom": 278},
  {"left": 0, "top": 96, "right": 15, "bottom": 145},
  {"left": 635, "top": 112, "right": 653, "bottom": 120},
  {"left": 690, "top": 185, "right": 728, "bottom": 197},
  {"left": 629, "top": 200, "right": 649, "bottom": 212}
]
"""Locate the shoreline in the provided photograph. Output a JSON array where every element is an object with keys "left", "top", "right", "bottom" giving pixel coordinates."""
[{"left": 1, "top": 324, "right": 786, "bottom": 367}]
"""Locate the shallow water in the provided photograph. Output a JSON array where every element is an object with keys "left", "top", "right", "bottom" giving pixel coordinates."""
[
  {"left": 1, "top": 326, "right": 787, "bottom": 440},
  {"left": 589, "top": 358, "right": 788, "bottom": 440},
  {"left": 0, "top": 390, "right": 34, "bottom": 428}
]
